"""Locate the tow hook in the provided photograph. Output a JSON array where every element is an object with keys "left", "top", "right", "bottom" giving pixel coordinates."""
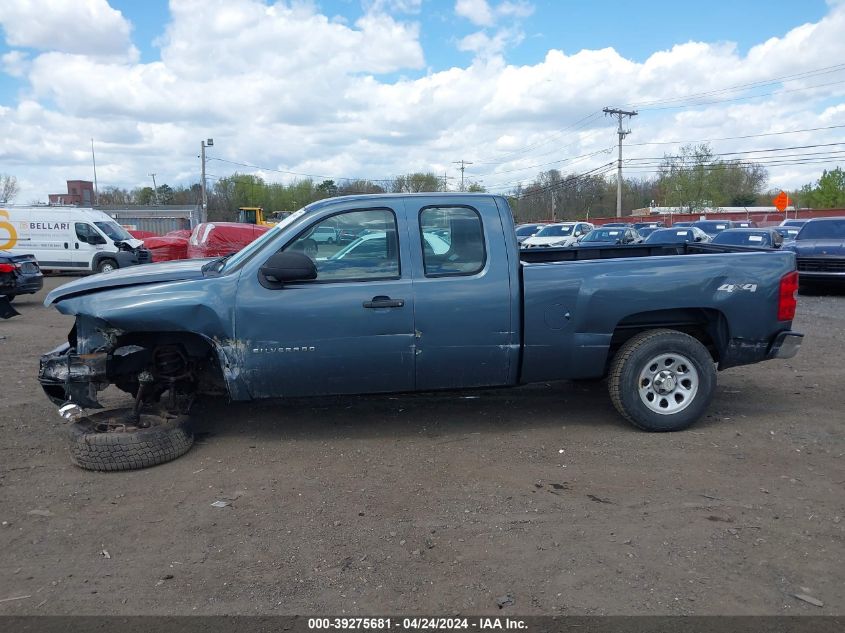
[{"left": 58, "top": 402, "right": 86, "bottom": 423}]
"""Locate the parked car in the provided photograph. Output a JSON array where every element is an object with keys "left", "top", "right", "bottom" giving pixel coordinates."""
[
  {"left": 187, "top": 222, "right": 270, "bottom": 259},
  {"left": 774, "top": 226, "right": 801, "bottom": 242},
  {"left": 644, "top": 227, "right": 711, "bottom": 244},
  {"left": 579, "top": 227, "right": 641, "bottom": 245},
  {"left": 780, "top": 219, "right": 808, "bottom": 228},
  {"left": 311, "top": 226, "right": 339, "bottom": 244},
  {"left": 671, "top": 221, "right": 696, "bottom": 228},
  {"left": 711, "top": 228, "right": 783, "bottom": 249},
  {"left": 515, "top": 223, "right": 547, "bottom": 244},
  {"left": 0, "top": 250, "right": 43, "bottom": 309},
  {"left": 645, "top": 226, "right": 710, "bottom": 244},
  {"left": 636, "top": 226, "right": 661, "bottom": 239},
  {"left": 521, "top": 222, "right": 594, "bottom": 248},
  {"left": 39, "top": 193, "right": 802, "bottom": 470},
  {"left": 692, "top": 220, "right": 736, "bottom": 238},
  {"left": 633, "top": 221, "right": 665, "bottom": 231},
  {"left": 336, "top": 228, "right": 360, "bottom": 245},
  {"left": 783, "top": 217, "right": 845, "bottom": 282},
  {"left": 601, "top": 222, "right": 633, "bottom": 228},
  {"left": 734, "top": 220, "right": 758, "bottom": 228}
]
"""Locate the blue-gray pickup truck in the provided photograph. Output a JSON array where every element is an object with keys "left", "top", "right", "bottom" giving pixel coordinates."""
[{"left": 39, "top": 193, "right": 803, "bottom": 471}]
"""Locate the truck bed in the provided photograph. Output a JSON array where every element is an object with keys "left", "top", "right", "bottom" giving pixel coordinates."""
[
  {"left": 517, "top": 244, "right": 797, "bottom": 383},
  {"left": 518, "top": 242, "right": 769, "bottom": 264}
]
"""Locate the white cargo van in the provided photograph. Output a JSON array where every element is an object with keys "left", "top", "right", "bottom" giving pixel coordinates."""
[{"left": 0, "top": 206, "right": 152, "bottom": 273}]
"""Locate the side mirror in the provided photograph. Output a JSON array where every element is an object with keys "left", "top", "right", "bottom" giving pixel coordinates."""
[{"left": 259, "top": 252, "right": 318, "bottom": 289}]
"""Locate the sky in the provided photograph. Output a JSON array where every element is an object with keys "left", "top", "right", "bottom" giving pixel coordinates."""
[{"left": 1, "top": 0, "right": 844, "bottom": 205}]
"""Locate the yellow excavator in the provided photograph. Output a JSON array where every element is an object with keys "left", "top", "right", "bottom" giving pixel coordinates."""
[{"left": 237, "top": 207, "right": 278, "bottom": 227}]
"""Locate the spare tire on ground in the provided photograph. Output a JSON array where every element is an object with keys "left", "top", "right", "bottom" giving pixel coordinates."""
[{"left": 68, "top": 409, "right": 194, "bottom": 472}]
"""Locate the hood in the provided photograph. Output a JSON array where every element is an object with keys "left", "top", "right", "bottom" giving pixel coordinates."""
[
  {"left": 786, "top": 239, "right": 845, "bottom": 256},
  {"left": 45, "top": 258, "right": 210, "bottom": 305},
  {"left": 121, "top": 238, "right": 145, "bottom": 249}
]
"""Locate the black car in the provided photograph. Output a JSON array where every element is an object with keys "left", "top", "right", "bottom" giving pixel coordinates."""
[
  {"left": 644, "top": 227, "right": 711, "bottom": 244},
  {"left": 783, "top": 217, "right": 845, "bottom": 282},
  {"left": 774, "top": 226, "right": 801, "bottom": 242},
  {"left": 691, "top": 220, "right": 736, "bottom": 238},
  {"left": 579, "top": 227, "right": 641, "bottom": 245},
  {"left": 1, "top": 251, "right": 43, "bottom": 301},
  {"left": 734, "top": 220, "right": 758, "bottom": 228},
  {"left": 632, "top": 221, "right": 665, "bottom": 231},
  {"left": 711, "top": 228, "right": 783, "bottom": 249}
]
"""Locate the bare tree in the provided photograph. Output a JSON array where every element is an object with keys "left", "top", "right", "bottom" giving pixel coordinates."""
[{"left": 0, "top": 173, "right": 19, "bottom": 203}]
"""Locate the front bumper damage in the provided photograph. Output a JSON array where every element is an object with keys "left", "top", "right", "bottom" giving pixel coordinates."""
[{"left": 39, "top": 341, "right": 150, "bottom": 408}]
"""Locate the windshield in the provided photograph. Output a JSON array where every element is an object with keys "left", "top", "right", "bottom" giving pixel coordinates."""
[
  {"left": 94, "top": 221, "right": 133, "bottom": 242},
  {"left": 220, "top": 208, "right": 307, "bottom": 272},
  {"left": 535, "top": 225, "right": 573, "bottom": 237},
  {"left": 583, "top": 229, "right": 623, "bottom": 242},
  {"left": 515, "top": 224, "right": 541, "bottom": 236},
  {"left": 797, "top": 219, "right": 845, "bottom": 240},
  {"left": 712, "top": 231, "right": 769, "bottom": 246}
]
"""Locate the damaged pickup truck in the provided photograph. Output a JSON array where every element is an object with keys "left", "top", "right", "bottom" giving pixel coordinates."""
[{"left": 39, "top": 193, "right": 803, "bottom": 471}]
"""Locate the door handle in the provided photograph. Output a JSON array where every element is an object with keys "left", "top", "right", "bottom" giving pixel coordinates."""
[
  {"left": 363, "top": 296, "right": 405, "bottom": 309},
  {"left": 64, "top": 242, "right": 69, "bottom": 249}
]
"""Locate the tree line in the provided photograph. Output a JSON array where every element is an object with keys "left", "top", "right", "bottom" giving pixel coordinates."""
[{"left": 2, "top": 146, "right": 843, "bottom": 221}]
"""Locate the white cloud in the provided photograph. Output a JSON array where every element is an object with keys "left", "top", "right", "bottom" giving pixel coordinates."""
[
  {"left": 455, "top": 0, "right": 495, "bottom": 27},
  {"left": 0, "top": 0, "right": 136, "bottom": 60},
  {"left": 454, "top": 0, "right": 534, "bottom": 27},
  {"left": 0, "top": 0, "right": 843, "bottom": 204},
  {"left": 2, "top": 50, "right": 29, "bottom": 77}
]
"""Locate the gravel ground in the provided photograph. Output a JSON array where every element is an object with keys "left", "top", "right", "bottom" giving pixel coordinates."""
[{"left": 0, "top": 276, "right": 842, "bottom": 615}]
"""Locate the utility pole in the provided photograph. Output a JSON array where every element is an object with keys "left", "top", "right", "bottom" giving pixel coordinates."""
[
  {"left": 453, "top": 160, "right": 473, "bottom": 191},
  {"left": 149, "top": 173, "right": 158, "bottom": 204},
  {"left": 442, "top": 171, "right": 453, "bottom": 192},
  {"left": 200, "top": 138, "right": 213, "bottom": 223},
  {"left": 603, "top": 107, "right": 638, "bottom": 217},
  {"left": 90, "top": 138, "right": 99, "bottom": 206},
  {"left": 551, "top": 188, "right": 556, "bottom": 222}
]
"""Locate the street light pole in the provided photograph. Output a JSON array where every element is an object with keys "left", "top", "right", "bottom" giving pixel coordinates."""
[{"left": 200, "top": 138, "right": 213, "bottom": 224}]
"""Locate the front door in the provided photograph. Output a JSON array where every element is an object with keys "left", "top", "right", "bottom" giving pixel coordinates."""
[{"left": 236, "top": 205, "right": 416, "bottom": 398}]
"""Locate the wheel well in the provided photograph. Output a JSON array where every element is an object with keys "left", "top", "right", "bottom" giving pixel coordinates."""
[
  {"left": 113, "top": 330, "right": 226, "bottom": 393},
  {"left": 608, "top": 308, "right": 727, "bottom": 365}
]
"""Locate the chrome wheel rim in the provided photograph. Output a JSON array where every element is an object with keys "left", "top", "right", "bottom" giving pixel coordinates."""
[
  {"left": 101, "top": 263, "right": 115, "bottom": 273},
  {"left": 638, "top": 352, "right": 699, "bottom": 415}
]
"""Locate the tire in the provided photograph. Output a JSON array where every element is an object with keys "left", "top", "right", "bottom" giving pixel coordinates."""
[
  {"left": 68, "top": 409, "right": 194, "bottom": 471},
  {"left": 1, "top": 294, "right": 13, "bottom": 303},
  {"left": 96, "top": 258, "right": 118, "bottom": 273},
  {"left": 608, "top": 329, "right": 716, "bottom": 432}
]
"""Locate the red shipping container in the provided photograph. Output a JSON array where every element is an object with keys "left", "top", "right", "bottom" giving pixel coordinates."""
[{"left": 187, "top": 222, "right": 270, "bottom": 259}]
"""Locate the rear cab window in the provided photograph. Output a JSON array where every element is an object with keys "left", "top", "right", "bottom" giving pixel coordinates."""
[{"left": 418, "top": 206, "right": 486, "bottom": 277}]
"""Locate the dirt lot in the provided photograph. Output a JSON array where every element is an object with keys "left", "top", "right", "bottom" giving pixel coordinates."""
[{"left": 0, "top": 276, "right": 843, "bottom": 616}]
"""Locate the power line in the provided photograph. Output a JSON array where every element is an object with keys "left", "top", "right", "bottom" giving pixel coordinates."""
[
  {"left": 453, "top": 159, "right": 474, "bottom": 191},
  {"left": 626, "top": 123, "right": 845, "bottom": 147}
]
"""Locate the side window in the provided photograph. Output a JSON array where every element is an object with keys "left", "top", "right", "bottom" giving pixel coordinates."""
[
  {"left": 283, "top": 209, "right": 399, "bottom": 281},
  {"left": 419, "top": 206, "right": 485, "bottom": 277},
  {"left": 75, "top": 223, "right": 95, "bottom": 242}
]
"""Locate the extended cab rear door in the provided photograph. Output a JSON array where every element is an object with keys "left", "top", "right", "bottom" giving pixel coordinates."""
[{"left": 405, "top": 196, "right": 517, "bottom": 390}]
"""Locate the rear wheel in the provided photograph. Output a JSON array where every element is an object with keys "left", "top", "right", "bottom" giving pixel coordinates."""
[
  {"left": 608, "top": 329, "right": 716, "bottom": 432},
  {"left": 96, "top": 258, "right": 118, "bottom": 273},
  {"left": 68, "top": 409, "right": 194, "bottom": 471}
]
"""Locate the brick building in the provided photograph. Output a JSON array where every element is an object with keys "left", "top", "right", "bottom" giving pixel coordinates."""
[{"left": 48, "top": 180, "right": 95, "bottom": 205}]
